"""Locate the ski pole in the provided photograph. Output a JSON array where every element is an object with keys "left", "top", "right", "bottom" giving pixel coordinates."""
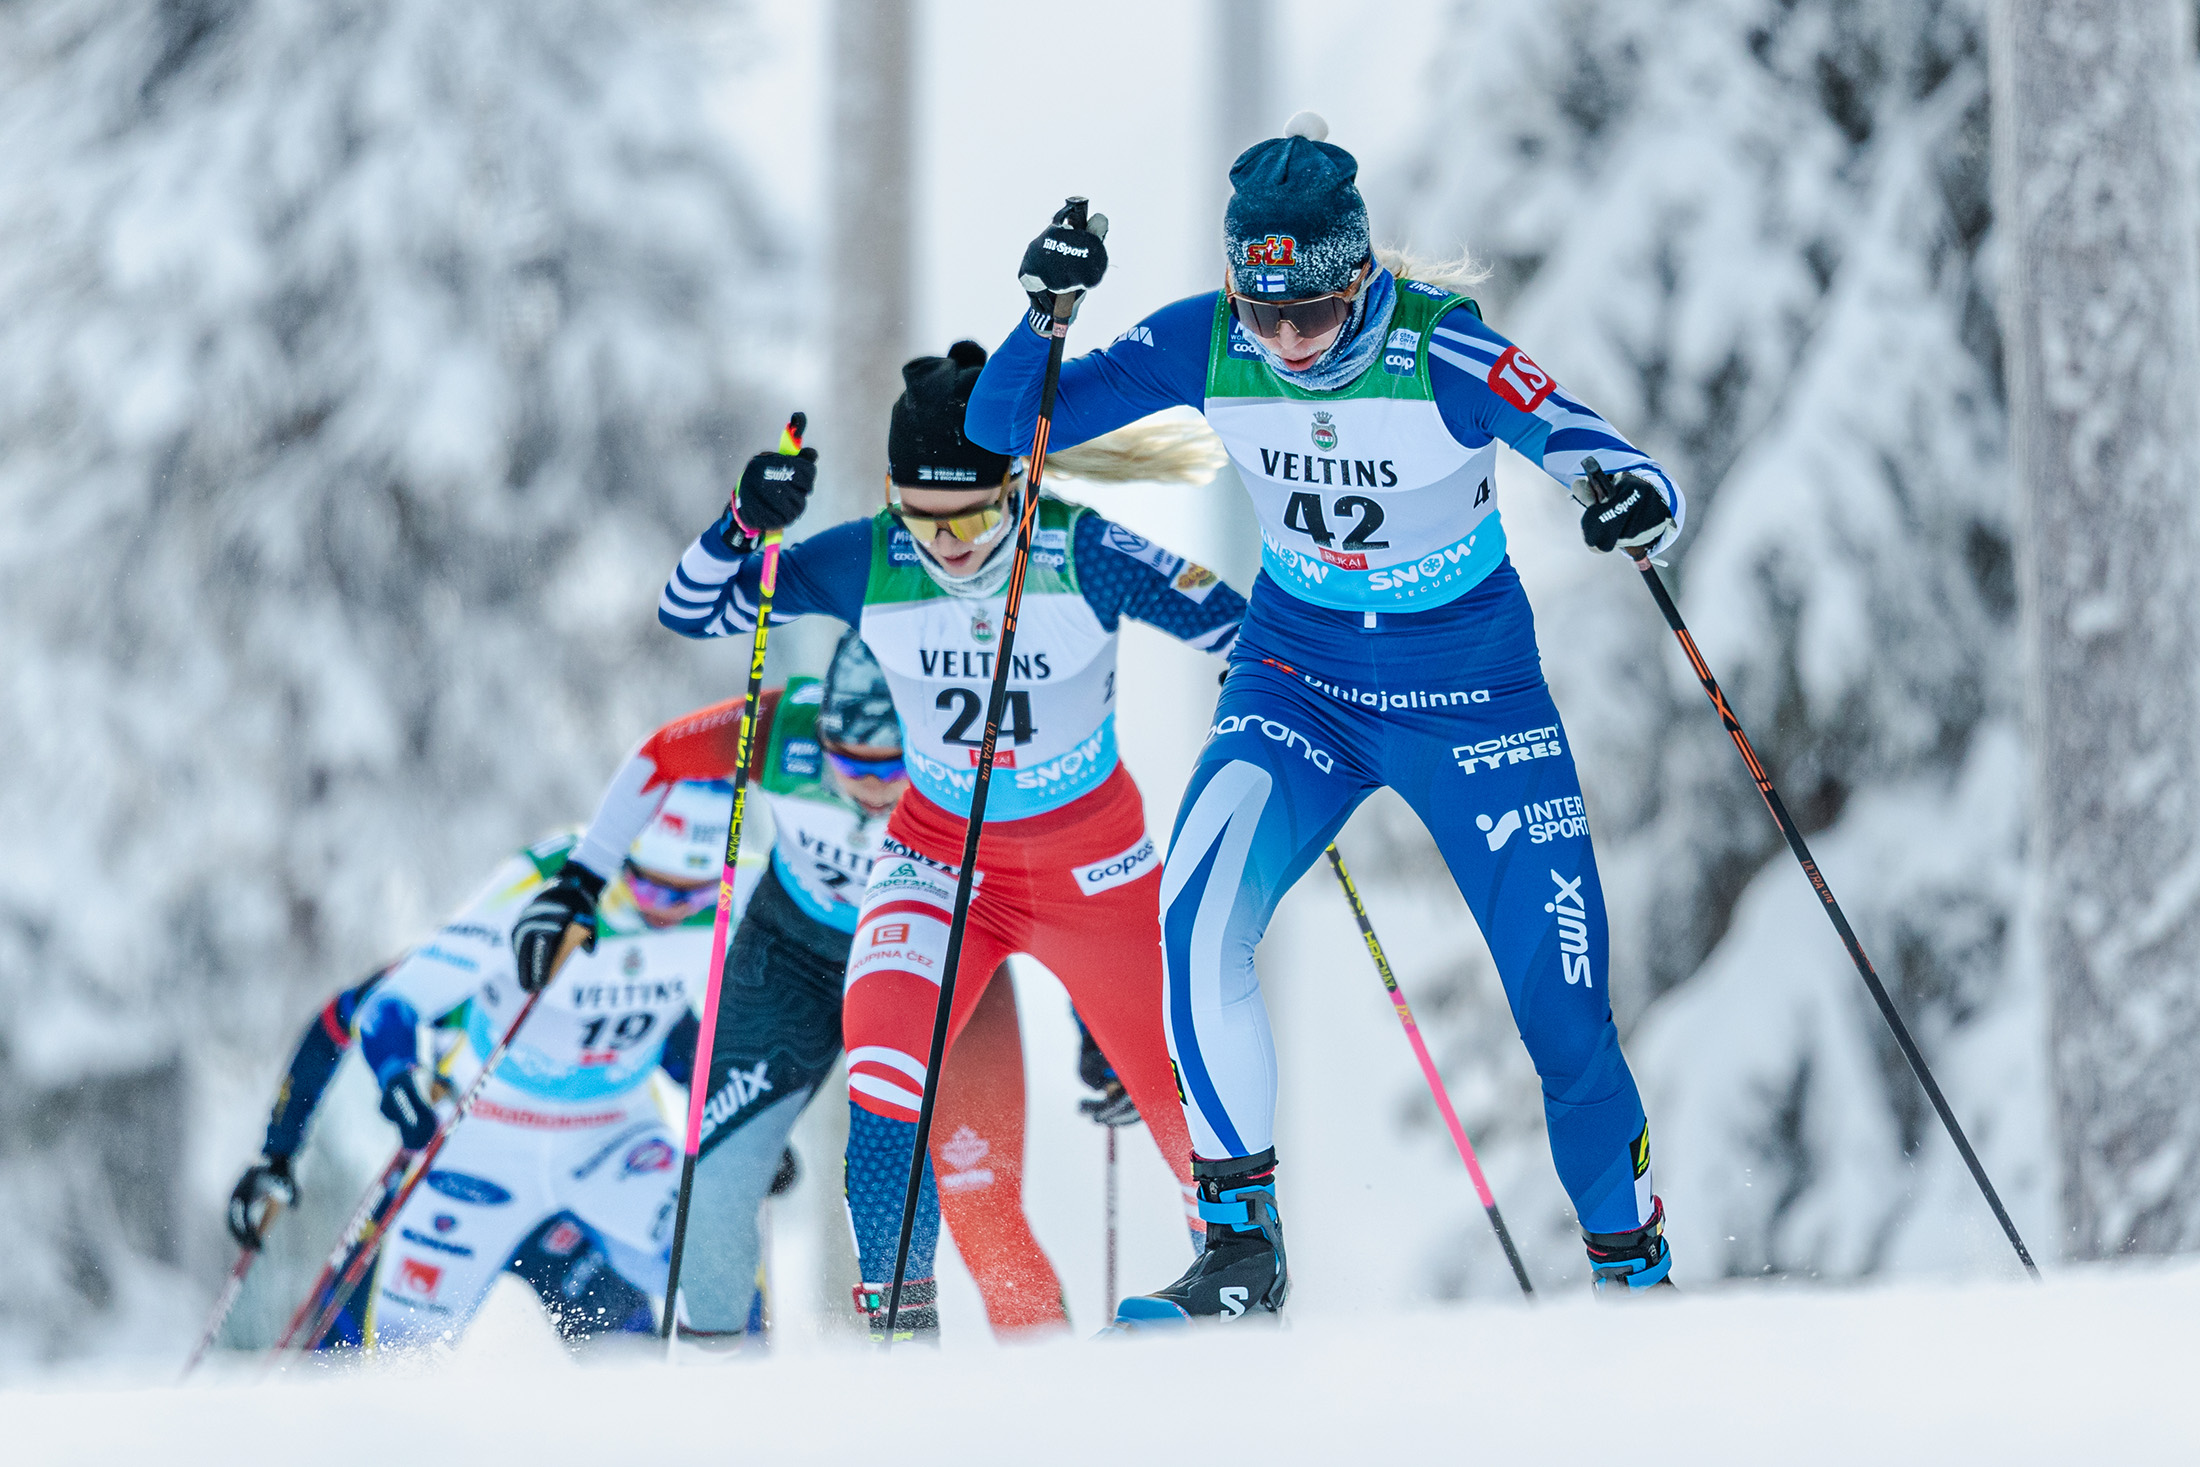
[
  {"left": 658, "top": 411, "right": 803, "bottom": 1349},
  {"left": 1583, "top": 464, "right": 2040, "bottom": 1279},
  {"left": 1325, "top": 844, "right": 1535, "bottom": 1297},
  {"left": 268, "top": 1149, "right": 410, "bottom": 1354},
  {"left": 182, "top": 1204, "right": 284, "bottom": 1378},
  {"left": 1103, "top": 1128, "right": 1119, "bottom": 1315},
  {"left": 283, "top": 963, "right": 567, "bottom": 1354},
  {"left": 884, "top": 199, "right": 1096, "bottom": 1341}
]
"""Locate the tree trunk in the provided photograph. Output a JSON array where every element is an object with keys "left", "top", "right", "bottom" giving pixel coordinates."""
[
  {"left": 822, "top": 0, "right": 913, "bottom": 526},
  {"left": 1993, "top": 0, "right": 2200, "bottom": 1257}
]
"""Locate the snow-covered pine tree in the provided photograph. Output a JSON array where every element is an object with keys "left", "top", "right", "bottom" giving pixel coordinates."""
[
  {"left": 1993, "top": 0, "right": 2200, "bottom": 1259},
  {"left": 1339, "top": 0, "right": 2046, "bottom": 1290},
  {"left": 0, "top": 0, "right": 787, "bottom": 1362}
]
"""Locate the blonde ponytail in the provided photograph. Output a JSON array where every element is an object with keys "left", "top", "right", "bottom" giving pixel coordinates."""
[
  {"left": 1374, "top": 244, "right": 1492, "bottom": 296},
  {"left": 1044, "top": 417, "right": 1229, "bottom": 488}
]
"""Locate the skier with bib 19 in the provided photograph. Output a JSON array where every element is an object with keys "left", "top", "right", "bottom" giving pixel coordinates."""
[
  {"left": 658, "top": 342, "right": 1247, "bottom": 1338},
  {"left": 968, "top": 114, "right": 1685, "bottom": 1321}
]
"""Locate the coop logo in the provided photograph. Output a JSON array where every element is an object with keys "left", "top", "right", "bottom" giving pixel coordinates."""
[
  {"left": 1211, "top": 714, "right": 1335, "bottom": 773},
  {"left": 1076, "top": 835, "right": 1158, "bottom": 896},
  {"left": 1244, "top": 235, "right": 1297, "bottom": 267},
  {"left": 1452, "top": 726, "right": 1564, "bottom": 776},
  {"left": 1384, "top": 327, "right": 1421, "bottom": 375},
  {"left": 1477, "top": 797, "right": 1589, "bottom": 851},
  {"left": 1547, "top": 871, "right": 1593, "bottom": 987},
  {"left": 1310, "top": 411, "right": 1338, "bottom": 452}
]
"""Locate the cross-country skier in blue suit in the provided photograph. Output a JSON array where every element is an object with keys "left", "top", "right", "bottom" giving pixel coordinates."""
[{"left": 968, "top": 114, "right": 1685, "bottom": 1322}]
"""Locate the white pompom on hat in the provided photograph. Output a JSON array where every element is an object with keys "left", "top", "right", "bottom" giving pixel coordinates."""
[{"left": 1283, "top": 110, "right": 1329, "bottom": 142}]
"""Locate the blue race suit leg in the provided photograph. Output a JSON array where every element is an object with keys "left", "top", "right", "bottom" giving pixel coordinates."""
[
  {"left": 1159, "top": 659, "right": 1373, "bottom": 1160},
  {"left": 1161, "top": 563, "right": 1655, "bottom": 1236},
  {"left": 1381, "top": 676, "right": 1653, "bottom": 1236}
]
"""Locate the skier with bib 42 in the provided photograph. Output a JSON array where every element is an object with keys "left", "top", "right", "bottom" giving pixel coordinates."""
[
  {"left": 658, "top": 342, "right": 1247, "bottom": 1338},
  {"left": 968, "top": 113, "right": 1684, "bottom": 1323}
]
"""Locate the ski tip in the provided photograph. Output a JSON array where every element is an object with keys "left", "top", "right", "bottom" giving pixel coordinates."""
[{"left": 1108, "top": 1297, "right": 1193, "bottom": 1333}]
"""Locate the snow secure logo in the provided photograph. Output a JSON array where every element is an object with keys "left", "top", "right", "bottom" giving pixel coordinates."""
[
  {"left": 1310, "top": 411, "right": 1338, "bottom": 452},
  {"left": 1476, "top": 809, "right": 1523, "bottom": 851},
  {"left": 1546, "top": 871, "right": 1592, "bottom": 987}
]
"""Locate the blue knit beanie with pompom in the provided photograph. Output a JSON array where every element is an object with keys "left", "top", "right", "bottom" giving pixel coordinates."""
[{"left": 1222, "top": 112, "right": 1370, "bottom": 299}]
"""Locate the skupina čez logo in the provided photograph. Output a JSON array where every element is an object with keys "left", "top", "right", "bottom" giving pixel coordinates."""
[
  {"left": 1310, "top": 411, "right": 1338, "bottom": 452},
  {"left": 969, "top": 608, "right": 995, "bottom": 645}
]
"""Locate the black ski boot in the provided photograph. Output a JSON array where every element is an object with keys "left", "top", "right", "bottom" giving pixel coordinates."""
[
  {"left": 854, "top": 1277, "right": 940, "bottom": 1344},
  {"left": 1585, "top": 1196, "right": 1674, "bottom": 1293},
  {"left": 1114, "top": 1150, "right": 1288, "bottom": 1328}
]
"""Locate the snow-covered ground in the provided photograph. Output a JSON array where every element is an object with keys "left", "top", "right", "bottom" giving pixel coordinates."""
[{"left": 15, "top": 1262, "right": 2198, "bottom": 1464}]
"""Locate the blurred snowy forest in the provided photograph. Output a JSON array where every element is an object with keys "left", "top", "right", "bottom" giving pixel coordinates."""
[{"left": 0, "top": 0, "right": 2185, "bottom": 1372}]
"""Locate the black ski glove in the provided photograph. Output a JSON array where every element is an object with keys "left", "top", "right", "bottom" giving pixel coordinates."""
[
  {"left": 511, "top": 863, "right": 606, "bottom": 994},
  {"left": 1076, "top": 1023, "right": 1140, "bottom": 1126},
  {"left": 379, "top": 1069, "right": 439, "bottom": 1151},
  {"left": 1017, "top": 197, "right": 1109, "bottom": 332},
  {"left": 226, "top": 1155, "right": 298, "bottom": 1250},
  {"left": 1079, "top": 1079, "right": 1141, "bottom": 1128},
  {"left": 725, "top": 446, "right": 818, "bottom": 538},
  {"left": 1574, "top": 459, "right": 1676, "bottom": 554}
]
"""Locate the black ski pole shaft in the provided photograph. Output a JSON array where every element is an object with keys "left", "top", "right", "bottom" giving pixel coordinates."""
[
  {"left": 182, "top": 1218, "right": 279, "bottom": 1377},
  {"left": 1103, "top": 1127, "right": 1119, "bottom": 1313},
  {"left": 1325, "top": 845, "right": 1535, "bottom": 1297},
  {"left": 660, "top": 412, "right": 803, "bottom": 1348},
  {"left": 1618, "top": 526, "right": 2039, "bottom": 1278},
  {"left": 884, "top": 199, "right": 1091, "bottom": 1342}
]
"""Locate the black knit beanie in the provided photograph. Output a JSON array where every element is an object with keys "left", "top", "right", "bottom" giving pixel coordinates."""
[{"left": 887, "top": 341, "right": 1013, "bottom": 488}]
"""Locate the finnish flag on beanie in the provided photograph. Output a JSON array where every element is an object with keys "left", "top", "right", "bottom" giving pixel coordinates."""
[{"left": 1223, "top": 112, "right": 1370, "bottom": 300}]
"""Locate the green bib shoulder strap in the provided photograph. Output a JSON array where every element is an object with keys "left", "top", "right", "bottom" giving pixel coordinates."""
[
  {"left": 1203, "top": 280, "right": 1478, "bottom": 404},
  {"left": 758, "top": 677, "right": 827, "bottom": 798}
]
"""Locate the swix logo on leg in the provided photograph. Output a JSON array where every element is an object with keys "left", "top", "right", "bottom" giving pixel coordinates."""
[
  {"left": 1545, "top": 871, "right": 1593, "bottom": 987},
  {"left": 699, "top": 1060, "right": 775, "bottom": 1143}
]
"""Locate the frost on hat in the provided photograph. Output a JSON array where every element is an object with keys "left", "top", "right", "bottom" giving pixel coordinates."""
[
  {"left": 1222, "top": 111, "right": 1370, "bottom": 300},
  {"left": 888, "top": 341, "right": 1014, "bottom": 489}
]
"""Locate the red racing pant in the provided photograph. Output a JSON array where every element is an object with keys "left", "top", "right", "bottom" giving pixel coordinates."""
[{"left": 845, "top": 765, "right": 1196, "bottom": 1328}]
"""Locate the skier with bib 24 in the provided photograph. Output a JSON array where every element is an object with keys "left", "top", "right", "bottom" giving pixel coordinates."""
[
  {"left": 968, "top": 114, "right": 1684, "bottom": 1322},
  {"left": 658, "top": 342, "right": 1246, "bottom": 1338}
]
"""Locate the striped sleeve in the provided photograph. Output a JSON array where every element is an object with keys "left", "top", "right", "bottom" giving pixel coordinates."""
[
  {"left": 1071, "top": 512, "right": 1245, "bottom": 657},
  {"left": 659, "top": 516, "right": 872, "bottom": 639},
  {"left": 1425, "top": 303, "right": 1685, "bottom": 546}
]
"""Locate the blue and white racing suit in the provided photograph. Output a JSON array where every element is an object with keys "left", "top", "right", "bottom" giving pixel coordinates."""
[{"left": 967, "top": 279, "right": 1682, "bottom": 1235}]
